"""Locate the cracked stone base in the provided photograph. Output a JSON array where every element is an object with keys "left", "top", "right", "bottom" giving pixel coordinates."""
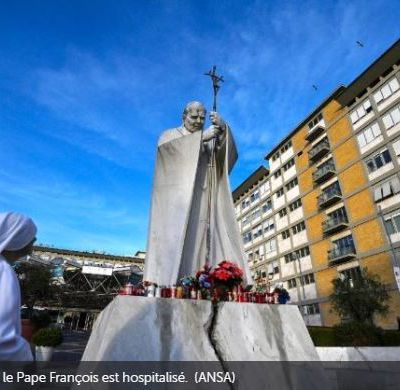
[{"left": 82, "top": 296, "right": 320, "bottom": 362}]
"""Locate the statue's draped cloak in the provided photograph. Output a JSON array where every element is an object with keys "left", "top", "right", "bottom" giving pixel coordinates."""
[{"left": 144, "top": 128, "right": 252, "bottom": 286}]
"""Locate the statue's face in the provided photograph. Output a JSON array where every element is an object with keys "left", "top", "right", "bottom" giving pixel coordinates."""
[{"left": 183, "top": 104, "right": 206, "bottom": 133}]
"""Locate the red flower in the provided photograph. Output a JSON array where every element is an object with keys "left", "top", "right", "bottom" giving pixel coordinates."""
[{"left": 212, "top": 268, "right": 232, "bottom": 281}]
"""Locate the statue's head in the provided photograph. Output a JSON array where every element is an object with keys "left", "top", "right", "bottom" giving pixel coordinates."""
[{"left": 182, "top": 101, "right": 206, "bottom": 133}]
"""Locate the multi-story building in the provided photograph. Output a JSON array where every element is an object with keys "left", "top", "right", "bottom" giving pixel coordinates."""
[{"left": 233, "top": 39, "right": 400, "bottom": 328}]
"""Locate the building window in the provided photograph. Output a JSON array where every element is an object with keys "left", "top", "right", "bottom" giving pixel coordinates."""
[
  {"left": 265, "top": 239, "right": 277, "bottom": 253},
  {"left": 374, "top": 176, "right": 400, "bottom": 202},
  {"left": 260, "top": 181, "right": 270, "bottom": 195},
  {"left": 308, "top": 113, "right": 323, "bottom": 130},
  {"left": 280, "top": 140, "right": 292, "bottom": 153},
  {"left": 384, "top": 211, "right": 400, "bottom": 236},
  {"left": 289, "top": 198, "right": 302, "bottom": 212},
  {"left": 281, "top": 229, "right": 290, "bottom": 239},
  {"left": 393, "top": 139, "right": 400, "bottom": 158},
  {"left": 283, "top": 158, "right": 295, "bottom": 171},
  {"left": 366, "top": 149, "right": 392, "bottom": 173},
  {"left": 252, "top": 224, "right": 263, "bottom": 240},
  {"left": 284, "top": 246, "right": 310, "bottom": 263},
  {"left": 327, "top": 206, "right": 348, "bottom": 222},
  {"left": 302, "top": 303, "right": 320, "bottom": 315},
  {"left": 373, "top": 77, "right": 400, "bottom": 104},
  {"left": 272, "top": 152, "right": 280, "bottom": 161},
  {"left": 242, "top": 231, "right": 252, "bottom": 244},
  {"left": 357, "top": 122, "right": 382, "bottom": 149},
  {"left": 241, "top": 198, "right": 250, "bottom": 209},
  {"left": 263, "top": 218, "right": 275, "bottom": 233},
  {"left": 340, "top": 266, "right": 362, "bottom": 287},
  {"left": 350, "top": 99, "right": 373, "bottom": 124},
  {"left": 300, "top": 273, "right": 315, "bottom": 285},
  {"left": 285, "top": 178, "right": 298, "bottom": 191},
  {"left": 251, "top": 208, "right": 261, "bottom": 221},
  {"left": 287, "top": 278, "right": 297, "bottom": 289},
  {"left": 333, "top": 235, "right": 355, "bottom": 253},
  {"left": 250, "top": 191, "right": 260, "bottom": 203},
  {"left": 262, "top": 199, "right": 272, "bottom": 213},
  {"left": 278, "top": 208, "right": 287, "bottom": 218},
  {"left": 292, "top": 221, "right": 306, "bottom": 234},
  {"left": 274, "top": 169, "right": 282, "bottom": 178},
  {"left": 382, "top": 104, "right": 400, "bottom": 129},
  {"left": 276, "top": 188, "right": 284, "bottom": 198},
  {"left": 323, "top": 181, "right": 341, "bottom": 198}
]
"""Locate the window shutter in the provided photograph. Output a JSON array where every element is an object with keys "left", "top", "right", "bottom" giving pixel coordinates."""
[
  {"left": 382, "top": 182, "right": 392, "bottom": 198},
  {"left": 392, "top": 107, "right": 400, "bottom": 125},
  {"left": 382, "top": 114, "right": 394, "bottom": 129},
  {"left": 389, "top": 78, "right": 399, "bottom": 92},
  {"left": 371, "top": 123, "right": 381, "bottom": 137},
  {"left": 393, "top": 140, "right": 400, "bottom": 156},
  {"left": 374, "top": 187, "right": 383, "bottom": 202},
  {"left": 374, "top": 90, "right": 383, "bottom": 103},
  {"left": 391, "top": 177, "right": 400, "bottom": 194},
  {"left": 350, "top": 111, "right": 358, "bottom": 124}
]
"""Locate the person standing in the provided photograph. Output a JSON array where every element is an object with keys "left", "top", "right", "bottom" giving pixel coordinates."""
[{"left": 0, "top": 212, "right": 37, "bottom": 361}]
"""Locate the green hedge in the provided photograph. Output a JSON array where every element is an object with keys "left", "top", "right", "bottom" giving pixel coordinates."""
[
  {"left": 308, "top": 325, "right": 400, "bottom": 347},
  {"left": 307, "top": 326, "right": 337, "bottom": 346}
]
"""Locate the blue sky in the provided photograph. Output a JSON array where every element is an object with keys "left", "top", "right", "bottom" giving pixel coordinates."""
[{"left": 1, "top": 0, "right": 399, "bottom": 255}]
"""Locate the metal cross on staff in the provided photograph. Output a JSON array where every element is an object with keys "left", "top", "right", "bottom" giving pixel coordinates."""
[
  {"left": 203, "top": 66, "right": 224, "bottom": 268},
  {"left": 204, "top": 65, "right": 224, "bottom": 111}
]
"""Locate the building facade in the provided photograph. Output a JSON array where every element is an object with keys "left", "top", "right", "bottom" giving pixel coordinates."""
[{"left": 233, "top": 40, "right": 400, "bottom": 329}]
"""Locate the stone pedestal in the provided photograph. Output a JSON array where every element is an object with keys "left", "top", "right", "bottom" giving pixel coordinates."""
[{"left": 82, "top": 296, "right": 320, "bottom": 362}]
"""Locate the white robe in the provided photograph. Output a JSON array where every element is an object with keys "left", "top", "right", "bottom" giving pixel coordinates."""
[
  {"left": 0, "top": 256, "right": 33, "bottom": 361},
  {"left": 144, "top": 126, "right": 252, "bottom": 286}
]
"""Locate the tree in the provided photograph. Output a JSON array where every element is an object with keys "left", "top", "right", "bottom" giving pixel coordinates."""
[
  {"left": 330, "top": 268, "right": 389, "bottom": 324},
  {"left": 15, "top": 262, "right": 55, "bottom": 313}
]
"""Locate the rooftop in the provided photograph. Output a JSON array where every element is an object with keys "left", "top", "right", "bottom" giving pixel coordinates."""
[
  {"left": 33, "top": 245, "right": 145, "bottom": 263},
  {"left": 232, "top": 166, "right": 269, "bottom": 202}
]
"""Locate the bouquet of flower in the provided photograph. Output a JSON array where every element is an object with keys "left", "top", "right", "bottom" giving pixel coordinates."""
[
  {"left": 178, "top": 276, "right": 198, "bottom": 288},
  {"left": 209, "top": 261, "right": 244, "bottom": 288},
  {"left": 273, "top": 286, "right": 290, "bottom": 304},
  {"left": 195, "top": 264, "right": 212, "bottom": 299}
]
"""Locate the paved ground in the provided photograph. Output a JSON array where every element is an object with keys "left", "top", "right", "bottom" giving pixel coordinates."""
[{"left": 51, "top": 330, "right": 90, "bottom": 361}]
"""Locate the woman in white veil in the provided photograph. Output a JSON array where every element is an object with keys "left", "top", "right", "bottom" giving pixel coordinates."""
[{"left": 0, "top": 211, "right": 37, "bottom": 361}]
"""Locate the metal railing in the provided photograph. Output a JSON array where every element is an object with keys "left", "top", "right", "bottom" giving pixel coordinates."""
[
  {"left": 328, "top": 245, "right": 356, "bottom": 261},
  {"left": 322, "top": 214, "right": 348, "bottom": 233},
  {"left": 309, "top": 139, "right": 330, "bottom": 160},
  {"left": 313, "top": 162, "right": 336, "bottom": 182},
  {"left": 317, "top": 187, "right": 342, "bottom": 207}
]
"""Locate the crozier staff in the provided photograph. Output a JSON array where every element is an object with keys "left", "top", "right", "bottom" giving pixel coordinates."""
[{"left": 0, "top": 212, "right": 36, "bottom": 361}]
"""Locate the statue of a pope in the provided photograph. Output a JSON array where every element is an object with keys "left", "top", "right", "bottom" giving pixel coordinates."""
[{"left": 144, "top": 101, "right": 252, "bottom": 286}]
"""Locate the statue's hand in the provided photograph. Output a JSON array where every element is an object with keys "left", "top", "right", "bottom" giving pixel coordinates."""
[{"left": 209, "top": 111, "right": 226, "bottom": 134}]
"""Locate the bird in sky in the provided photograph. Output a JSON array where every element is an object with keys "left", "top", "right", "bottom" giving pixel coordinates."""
[
  {"left": 312, "top": 85, "right": 318, "bottom": 91},
  {"left": 356, "top": 41, "right": 364, "bottom": 47}
]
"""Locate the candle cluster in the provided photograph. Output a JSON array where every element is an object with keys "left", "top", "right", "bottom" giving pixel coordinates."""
[{"left": 119, "top": 260, "right": 290, "bottom": 304}]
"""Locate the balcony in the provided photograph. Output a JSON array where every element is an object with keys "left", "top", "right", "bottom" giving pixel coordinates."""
[
  {"left": 305, "top": 124, "right": 325, "bottom": 142},
  {"left": 328, "top": 245, "right": 356, "bottom": 265},
  {"left": 322, "top": 215, "right": 349, "bottom": 235},
  {"left": 318, "top": 188, "right": 342, "bottom": 209},
  {"left": 313, "top": 162, "right": 336, "bottom": 184},
  {"left": 309, "top": 139, "right": 330, "bottom": 162}
]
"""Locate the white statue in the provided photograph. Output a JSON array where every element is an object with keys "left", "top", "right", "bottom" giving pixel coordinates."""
[{"left": 144, "top": 101, "right": 252, "bottom": 286}]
